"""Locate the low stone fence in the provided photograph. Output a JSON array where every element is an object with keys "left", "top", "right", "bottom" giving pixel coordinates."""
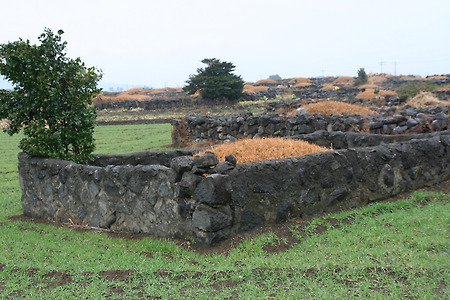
[
  {"left": 19, "top": 131, "right": 449, "bottom": 246},
  {"left": 171, "top": 110, "right": 449, "bottom": 146},
  {"left": 95, "top": 98, "right": 193, "bottom": 111}
]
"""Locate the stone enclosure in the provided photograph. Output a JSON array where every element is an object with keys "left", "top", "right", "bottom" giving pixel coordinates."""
[{"left": 19, "top": 129, "right": 449, "bottom": 246}]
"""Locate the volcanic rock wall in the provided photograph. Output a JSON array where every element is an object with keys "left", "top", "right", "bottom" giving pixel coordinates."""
[
  {"left": 19, "top": 131, "right": 449, "bottom": 246},
  {"left": 171, "top": 109, "right": 448, "bottom": 146}
]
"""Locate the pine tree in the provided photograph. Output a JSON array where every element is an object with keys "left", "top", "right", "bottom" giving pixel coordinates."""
[{"left": 184, "top": 58, "right": 244, "bottom": 101}]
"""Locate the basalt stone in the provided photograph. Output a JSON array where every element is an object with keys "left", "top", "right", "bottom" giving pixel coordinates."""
[
  {"left": 193, "top": 151, "right": 219, "bottom": 169},
  {"left": 431, "top": 119, "right": 445, "bottom": 131},
  {"left": 191, "top": 165, "right": 208, "bottom": 175},
  {"left": 302, "top": 188, "right": 317, "bottom": 204},
  {"left": 406, "top": 118, "right": 419, "bottom": 128},
  {"left": 192, "top": 204, "right": 232, "bottom": 232},
  {"left": 193, "top": 174, "right": 232, "bottom": 205},
  {"left": 276, "top": 201, "right": 300, "bottom": 222},
  {"left": 225, "top": 155, "right": 237, "bottom": 166},
  {"left": 214, "top": 161, "right": 235, "bottom": 174},
  {"left": 393, "top": 125, "right": 408, "bottom": 134},
  {"left": 435, "top": 112, "right": 449, "bottom": 121},
  {"left": 238, "top": 210, "right": 264, "bottom": 233},
  {"left": 179, "top": 172, "right": 203, "bottom": 197},
  {"left": 328, "top": 187, "right": 350, "bottom": 204},
  {"left": 170, "top": 156, "right": 194, "bottom": 174}
]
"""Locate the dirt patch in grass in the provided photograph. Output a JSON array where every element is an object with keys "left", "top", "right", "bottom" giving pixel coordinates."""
[{"left": 99, "top": 270, "right": 135, "bottom": 281}]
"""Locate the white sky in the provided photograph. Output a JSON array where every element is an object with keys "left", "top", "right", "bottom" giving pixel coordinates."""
[{"left": 0, "top": 0, "right": 449, "bottom": 89}]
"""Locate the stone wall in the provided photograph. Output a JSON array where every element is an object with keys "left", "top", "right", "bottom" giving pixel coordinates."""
[
  {"left": 19, "top": 131, "right": 449, "bottom": 246},
  {"left": 95, "top": 98, "right": 193, "bottom": 111},
  {"left": 171, "top": 109, "right": 449, "bottom": 146}
]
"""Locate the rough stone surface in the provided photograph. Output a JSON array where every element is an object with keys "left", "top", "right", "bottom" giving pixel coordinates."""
[
  {"left": 19, "top": 131, "right": 449, "bottom": 246},
  {"left": 171, "top": 108, "right": 449, "bottom": 146}
]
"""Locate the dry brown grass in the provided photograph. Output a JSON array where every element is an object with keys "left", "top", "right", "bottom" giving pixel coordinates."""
[
  {"left": 0, "top": 119, "right": 9, "bottom": 130},
  {"left": 379, "top": 90, "right": 397, "bottom": 96},
  {"left": 355, "top": 88, "right": 397, "bottom": 100},
  {"left": 426, "top": 75, "right": 448, "bottom": 80},
  {"left": 333, "top": 76, "right": 356, "bottom": 87},
  {"left": 254, "top": 79, "right": 278, "bottom": 85},
  {"left": 406, "top": 92, "right": 449, "bottom": 108},
  {"left": 243, "top": 84, "right": 269, "bottom": 93},
  {"left": 294, "top": 82, "right": 312, "bottom": 88},
  {"left": 368, "top": 75, "right": 387, "bottom": 85},
  {"left": 321, "top": 83, "right": 338, "bottom": 90},
  {"left": 148, "top": 87, "right": 184, "bottom": 94},
  {"left": 93, "top": 87, "right": 186, "bottom": 105},
  {"left": 195, "top": 138, "right": 331, "bottom": 164},
  {"left": 289, "top": 77, "right": 311, "bottom": 84},
  {"left": 358, "top": 84, "right": 380, "bottom": 89},
  {"left": 295, "top": 101, "right": 377, "bottom": 115}
]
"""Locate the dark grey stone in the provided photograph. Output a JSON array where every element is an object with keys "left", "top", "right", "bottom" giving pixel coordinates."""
[
  {"left": 238, "top": 210, "right": 264, "bottom": 233},
  {"left": 214, "top": 161, "right": 235, "bottom": 174},
  {"left": 193, "top": 174, "right": 232, "bottom": 205},
  {"left": 192, "top": 205, "right": 232, "bottom": 232},
  {"left": 328, "top": 187, "right": 350, "bottom": 204},
  {"left": 225, "top": 155, "right": 237, "bottom": 166},
  {"left": 179, "top": 172, "right": 202, "bottom": 197},
  {"left": 193, "top": 151, "right": 219, "bottom": 169},
  {"left": 170, "top": 156, "right": 194, "bottom": 174}
]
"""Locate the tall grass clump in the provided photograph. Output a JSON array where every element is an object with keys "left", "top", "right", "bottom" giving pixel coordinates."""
[
  {"left": 195, "top": 138, "right": 332, "bottom": 163},
  {"left": 296, "top": 101, "right": 377, "bottom": 115}
]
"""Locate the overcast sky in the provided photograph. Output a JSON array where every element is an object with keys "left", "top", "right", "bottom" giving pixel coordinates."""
[{"left": 0, "top": 0, "right": 449, "bottom": 90}]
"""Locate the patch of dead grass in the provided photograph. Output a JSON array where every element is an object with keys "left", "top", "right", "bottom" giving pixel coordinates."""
[
  {"left": 368, "top": 75, "right": 388, "bottom": 85},
  {"left": 322, "top": 83, "right": 338, "bottom": 90},
  {"left": 294, "top": 82, "right": 312, "bottom": 88},
  {"left": 296, "top": 101, "right": 377, "bottom": 115},
  {"left": 254, "top": 79, "right": 278, "bottom": 85},
  {"left": 406, "top": 92, "right": 449, "bottom": 108},
  {"left": 243, "top": 84, "right": 269, "bottom": 93},
  {"left": 426, "top": 75, "right": 448, "bottom": 80},
  {"left": 358, "top": 84, "right": 380, "bottom": 89},
  {"left": 196, "top": 138, "right": 332, "bottom": 164},
  {"left": 333, "top": 76, "right": 356, "bottom": 87},
  {"left": 93, "top": 87, "right": 187, "bottom": 105},
  {"left": 289, "top": 77, "right": 311, "bottom": 84},
  {"left": 355, "top": 89, "right": 397, "bottom": 100}
]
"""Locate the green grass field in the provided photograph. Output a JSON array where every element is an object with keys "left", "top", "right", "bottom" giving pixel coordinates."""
[{"left": 0, "top": 124, "right": 448, "bottom": 299}]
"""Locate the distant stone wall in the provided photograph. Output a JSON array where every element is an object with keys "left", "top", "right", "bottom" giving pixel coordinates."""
[
  {"left": 171, "top": 109, "right": 449, "bottom": 146},
  {"left": 95, "top": 98, "right": 193, "bottom": 111},
  {"left": 19, "top": 131, "right": 449, "bottom": 246}
]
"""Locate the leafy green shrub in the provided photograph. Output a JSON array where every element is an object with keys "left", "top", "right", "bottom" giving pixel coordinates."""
[
  {"left": 183, "top": 58, "right": 244, "bottom": 101},
  {"left": 355, "top": 67, "right": 368, "bottom": 85},
  {"left": 396, "top": 81, "right": 438, "bottom": 102},
  {"left": 0, "top": 28, "right": 102, "bottom": 163}
]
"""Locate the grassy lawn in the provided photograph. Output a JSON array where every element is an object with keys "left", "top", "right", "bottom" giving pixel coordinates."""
[{"left": 0, "top": 124, "right": 448, "bottom": 299}]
